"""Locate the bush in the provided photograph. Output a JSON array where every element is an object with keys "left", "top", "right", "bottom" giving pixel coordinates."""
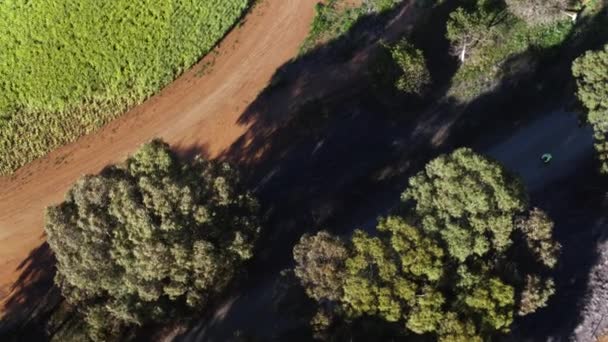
[
  {"left": 446, "top": 0, "right": 572, "bottom": 100},
  {"left": 0, "top": 0, "right": 249, "bottom": 175},
  {"left": 45, "top": 140, "right": 260, "bottom": 340},
  {"left": 300, "top": 0, "right": 401, "bottom": 54}
]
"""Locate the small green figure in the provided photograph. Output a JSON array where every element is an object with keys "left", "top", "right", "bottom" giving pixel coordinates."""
[{"left": 541, "top": 153, "right": 553, "bottom": 164}]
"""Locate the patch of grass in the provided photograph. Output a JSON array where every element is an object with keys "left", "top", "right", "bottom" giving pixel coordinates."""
[
  {"left": 299, "top": 0, "right": 401, "bottom": 54},
  {"left": 0, "top": 0, "right": 250, "bottom": 175},
  {"left": 449, "top": 14, "right": 573, "bottom": 100}
]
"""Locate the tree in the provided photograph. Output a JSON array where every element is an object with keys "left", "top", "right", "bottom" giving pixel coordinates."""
[
  {"left": 402, "top": 148, "right": 528, "bottom": 262},
  {"left": 446, "top": 0, "right": 504, "bottom": 62},
  {"left": 293, "top": 231, "right": 349, "bottom": 302},
  {"left": 293, "top": 148, "right": 560, "bottom": 341},
  {"left": 505, "top": 0, "right": 571, "bottom": 25},
  {"left": 572, "top": 45, "right": 608, "bottom": 172},
  {"left": 45, "top": 140, "right": 260, "bottom": 341},
  {"left": 386, "top": 39, "right": 431, "bottom": 95},
  {"left": 516, "top": 208, "right": 561, "bottom": 268}
]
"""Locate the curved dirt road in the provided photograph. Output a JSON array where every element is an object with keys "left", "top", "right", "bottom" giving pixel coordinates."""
[{"left": 0, "top": 0, "right": 317, "bottom": 311}]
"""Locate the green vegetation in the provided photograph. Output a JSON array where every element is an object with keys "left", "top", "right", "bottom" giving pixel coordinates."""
[
  {"left": 572, "top": 44, "right": 608, "bottom": 173},
  {"left": 446, "top": 0, "right": 572, "bottom": 100},
  {"left": 45, "top": 140, "right": 260, "bottom": 341},
  {"left": 0, "top": 0, "right": 249, "bottom": 175},
  {"left": 300, "top": 0, "right": 401, "bottom": 54},
  {"left": 293, "top": 231, "right": 348, "bottom": 302},
  {"left": 505, "top": 0, "right": 571, "bottom": 25},
  {"left": 293, "top": 148, "right": 560, "bottom": 340},
  {"left": 386, "top": 39, "right": 432, "bottom": 95}
]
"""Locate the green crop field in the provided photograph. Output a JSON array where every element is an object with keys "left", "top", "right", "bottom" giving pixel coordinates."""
[{"left": 0, "top": 0, "right": 249, "bottom": 175}]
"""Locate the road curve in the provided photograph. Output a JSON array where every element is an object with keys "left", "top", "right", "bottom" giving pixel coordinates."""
[{"left": 0, "top": 0, "right": 318, "bottom": 310}]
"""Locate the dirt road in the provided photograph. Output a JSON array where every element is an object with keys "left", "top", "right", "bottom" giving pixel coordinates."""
[{"left": 0, "top": 0, "right": 318, "bottom": 312}]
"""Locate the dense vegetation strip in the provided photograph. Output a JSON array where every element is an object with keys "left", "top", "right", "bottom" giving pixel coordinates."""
[
  {"left": 446, "top": 0, "right": 574, "bottom": 100},
  {"left": 0, "top": 0, "right": 249, "bottom": 175},
  {"left": 299, "top": 0, "right": 401, "bottom": 54}
]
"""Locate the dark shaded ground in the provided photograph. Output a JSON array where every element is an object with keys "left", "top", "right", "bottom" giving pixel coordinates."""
[{"left": 0, "top": 241, "right": 62, "bottom": 340}]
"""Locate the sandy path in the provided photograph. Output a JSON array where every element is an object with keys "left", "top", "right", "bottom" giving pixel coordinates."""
[{"left": 0, "top": 0, "right": 317, "bottom": 311}]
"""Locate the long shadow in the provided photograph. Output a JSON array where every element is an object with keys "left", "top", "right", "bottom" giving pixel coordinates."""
[
  {"left": 0, "top": 241, "right": 62, "bottom": 341},
  {"left": 175, "top": 1, "right": 608, "bottom": 340}
]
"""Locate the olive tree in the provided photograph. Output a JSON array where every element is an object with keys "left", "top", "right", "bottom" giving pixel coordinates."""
[
  {"left": 572, "top": 45, "right": 608, "bottom": 172},
  {"left": 45, "top": 140, "right": 260, "bottom": 340},
  {"left": 293, "top": 148, "right": 560, "bottom": 341}
]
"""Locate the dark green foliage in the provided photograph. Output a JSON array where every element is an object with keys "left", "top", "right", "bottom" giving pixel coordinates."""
[
  {"left": 446, "top": 0, "right": 572, "bottom": 99},
  {"left": 0, "top": 0, "right": 249, "bottom": 175},
  {"left": 300, "top": 0, "right": 401, "bottom": 54},
  {"left": 294, "top": 148, "right": 560, "bottom": 341},
  {"left": 45, "top": 140, "right": 260, "bottom": 340},
  {"left": 386, "top": 39, "right": 432, "bottom": 95},
  {"left": 572, "top": 45, "right": 608, "bottom": 172}
]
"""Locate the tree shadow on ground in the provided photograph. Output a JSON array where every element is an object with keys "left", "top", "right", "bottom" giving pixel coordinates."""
[
  {"left": 177, "top": 1, "right": 608, "bottom": 340},
  {"left": 0, "top": 240, "right": 62, "bottom": 341}
]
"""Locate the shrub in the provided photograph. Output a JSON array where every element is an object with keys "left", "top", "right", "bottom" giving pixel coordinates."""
[{"left": 386, "top": 39, "right": 432, "bottom": 95}]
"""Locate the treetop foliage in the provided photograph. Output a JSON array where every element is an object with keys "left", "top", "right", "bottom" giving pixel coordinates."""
[
  {"left": 45, "top": 140, "right": 260, "bottom": 340},
  {"left": 572, "top": 45, "right": 608, "bottom": 172},
  {"left": 402, "top": 148, "right": 528, "bottom": 261},
  {"left": 386, "top": 39, "right": 432, "bottom": 95},
  {"left": 505, "top": 0, "right": 571, "bottom": 25},
  {"left": 446, "top": 0, "right": 572, "bottom": 99},
  {"left": 293, "top": 231, "right": 349, "bottom": 302},
  {"left": 293, "top": 149, "right": 560, "bottom": 341}
]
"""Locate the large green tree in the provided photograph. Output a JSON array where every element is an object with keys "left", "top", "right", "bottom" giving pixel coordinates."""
[
  {"left": 293, "top": 148, "right": 559, "bottom": 341},
  {"left": 45, "top": 140, "right": 260, "bottom": 340},
  {"left": 572, "top": 45, "right": 608, "bottom": 172}
]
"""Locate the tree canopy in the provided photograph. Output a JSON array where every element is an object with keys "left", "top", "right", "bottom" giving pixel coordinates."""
[
  {"left": 572, "top": 45, "right": 608, "bottom": 172},
  {"left": 293, "top": 231, "right": 348, "bottom": 302},
  {"left": 45, "top": 140, "right": 260, "bottom": 340},
  {"left": 293, "top": 148, "right": 559, "bottom": 341},
  {"left": 387, "top": 39, "right": 432, "bottom": 95},
  {"left": 402, "top": 147, "right": 528, "bottom": 262},
  {"left": 505, "top": 0, "right": 570, "bottom": 25}
]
